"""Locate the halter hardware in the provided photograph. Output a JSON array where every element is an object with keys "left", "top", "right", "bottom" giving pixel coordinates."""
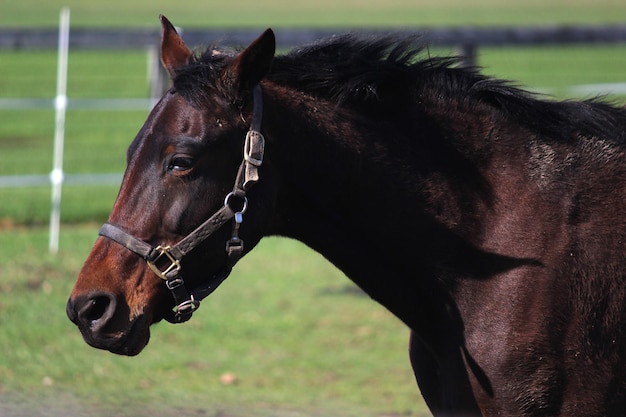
[
  {"left": 147, "top": 245, "right": 181, "bottom": 280},
  {"left": 225, "top": 192, "right": 248, "bottom": 256},
  {"left": 98, "top": 85, "right": 265, "bottom": 323}
]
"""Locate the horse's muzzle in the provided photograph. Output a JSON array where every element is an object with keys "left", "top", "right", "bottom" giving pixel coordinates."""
[{"left": 66, "top": 293, "right": 149, "bottom": 356}]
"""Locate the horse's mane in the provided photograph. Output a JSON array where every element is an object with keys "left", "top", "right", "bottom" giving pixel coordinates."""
[{"left": 173, "top": 33, "right": 626, "bottom": 142}]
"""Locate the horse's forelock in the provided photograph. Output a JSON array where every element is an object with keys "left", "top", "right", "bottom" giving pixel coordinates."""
[{"left": 171, "top": 47, "right": 235, "bottom": 107}]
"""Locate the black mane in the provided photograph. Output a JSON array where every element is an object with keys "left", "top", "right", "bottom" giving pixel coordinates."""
[
  {"left": 174, "top": 33, "right": 626, "bottom": 142},
  {"left": 267, "top": 34, "right": 457, "bottom": 106}
]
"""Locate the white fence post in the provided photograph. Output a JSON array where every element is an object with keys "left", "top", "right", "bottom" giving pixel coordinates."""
[{"left": 49, "top": 7, "right": 70, "bottom": 255}]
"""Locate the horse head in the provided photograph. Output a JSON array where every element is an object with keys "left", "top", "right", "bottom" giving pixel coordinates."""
[{"left": 66, "top": 16, "right": 276, "bottom": 355}]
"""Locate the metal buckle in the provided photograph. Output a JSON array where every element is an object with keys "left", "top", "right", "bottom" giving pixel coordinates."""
[
  {"left": 174, "top": 297, "right": 200, "bottom": 316},
  {"left": 165, "top": 277, "right": 185, "bottom": 290},
  {"left": 226, "top": 235, "right": 244, "bottom": 256},
  {"left": 147, "top": 245, "right": 181, "bottom": 280},
  {"left": 244, "top": 130, "right": 265, "bottom": 167}
]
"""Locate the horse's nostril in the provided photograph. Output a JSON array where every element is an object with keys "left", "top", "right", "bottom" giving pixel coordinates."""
[
  {"left": 84, "top": 297, "right": 109, "bottom": 322},
  {"left": 74, "top": 293, "right": 117, "bottom": 333}
]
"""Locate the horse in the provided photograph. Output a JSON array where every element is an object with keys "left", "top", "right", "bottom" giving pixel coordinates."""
[{"left": 67, "top": 15, "right": 626, "bottom": 417}]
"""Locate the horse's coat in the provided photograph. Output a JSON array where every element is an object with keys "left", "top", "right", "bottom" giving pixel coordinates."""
[{"left": 67, "top": 16, "right": 626, "bottom": 416}]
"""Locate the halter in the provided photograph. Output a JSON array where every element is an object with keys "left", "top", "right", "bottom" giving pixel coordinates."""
[{"left": 98, "top": 85, "right": 265, "bottom": 324}]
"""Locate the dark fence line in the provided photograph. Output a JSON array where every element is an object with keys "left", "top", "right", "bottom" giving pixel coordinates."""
[{"left": 3, "top": 25, "right": 626, "bottom": 51}]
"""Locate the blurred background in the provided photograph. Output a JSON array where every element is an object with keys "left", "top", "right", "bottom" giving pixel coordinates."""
[{"left": 1, "top": 1, "right": 625, "bottom": 416}]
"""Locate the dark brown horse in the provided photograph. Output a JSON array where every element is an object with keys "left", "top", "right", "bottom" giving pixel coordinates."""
[{"left": 67, "top": 16, "right": 626, "bottom": 416}]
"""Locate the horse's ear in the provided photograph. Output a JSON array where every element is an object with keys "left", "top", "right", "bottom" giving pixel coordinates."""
[
  {"left": 159, "top": 15, "right": 192, "bottom": 78},
  {"left": 222, "top": 29, "right": 276, "bottom": 95}
]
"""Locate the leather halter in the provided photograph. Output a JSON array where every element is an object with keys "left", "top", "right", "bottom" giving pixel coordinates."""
[{"left": 98, "top": 85, "right": 265, "bottom": 323}]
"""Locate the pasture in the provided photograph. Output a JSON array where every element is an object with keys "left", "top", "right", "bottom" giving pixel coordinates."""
[{"left": 1, "top": 0, "right": 626, "bottom": 416}]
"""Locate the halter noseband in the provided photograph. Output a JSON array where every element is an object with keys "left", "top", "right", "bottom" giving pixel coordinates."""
[{"left": 98, "top": 85, "right": 265, "bottom": 323}]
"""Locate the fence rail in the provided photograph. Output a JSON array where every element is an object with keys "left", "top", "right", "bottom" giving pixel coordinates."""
[
  {"left": 0, "top": 173, "right": 122, "bottom": 188},
  {"left": 3, "top": 25, "right": 626, "bottom": 50}
]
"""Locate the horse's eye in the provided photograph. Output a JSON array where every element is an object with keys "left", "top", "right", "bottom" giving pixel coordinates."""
[{"left": 168, "top": 156, "right": 196, "bottom": 173}]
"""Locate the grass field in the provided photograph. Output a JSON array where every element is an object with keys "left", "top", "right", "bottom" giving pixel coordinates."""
[
  {"left": 1, "top": 1, "right": 626, "bottom": 416},
  {"left": 2, "top": 0, "right": 626, "bottom": 27},
  {"left": 1, "top": 226, "right": 424, "bottom": 417}
]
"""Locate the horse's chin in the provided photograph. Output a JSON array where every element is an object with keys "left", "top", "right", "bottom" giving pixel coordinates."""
[
  {"left": 83, "top": 314, "right": 151, "bottom": 357},
  {"left": 117, "top": 326, "right": 150, "bottom": 356},
  {"left": 116, "top": 314, "right": 152, "bottom": 356}
]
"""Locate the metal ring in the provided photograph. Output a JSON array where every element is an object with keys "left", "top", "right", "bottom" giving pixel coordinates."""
[{"left": 224, "top": 192, "right": 248, "bottom": 214}]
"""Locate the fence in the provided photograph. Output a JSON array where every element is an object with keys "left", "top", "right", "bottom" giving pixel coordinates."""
[
  {"left": 4, "top": 24, "right": 626, "bottom": 50},
  {"left": 2, "top": 19, "right": 626, "bottom": 252}
]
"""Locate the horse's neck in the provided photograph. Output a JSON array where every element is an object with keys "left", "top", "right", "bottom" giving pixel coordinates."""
[
  {"left": 262, "top": 85, "right": 489, "bottom": 242},
  {"left": 263, "top": 85, "right": 413, "bottom": 236},
  {"left": 261, "top": 85, "right": 476, "bottom": 329}
]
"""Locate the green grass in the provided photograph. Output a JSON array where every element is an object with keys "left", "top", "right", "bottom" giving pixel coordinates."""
[
  {"left": 2, "top": 0, "right": 626, "bottom": 27},
  {"left": 0, "top": 225, "right": 424, "bottom": 417},
  {"left": 479, "top": 45, "right": 626, "bottom": 98},
  {"left": 0, "top": 49, "right": 152, "bottom": 224}
]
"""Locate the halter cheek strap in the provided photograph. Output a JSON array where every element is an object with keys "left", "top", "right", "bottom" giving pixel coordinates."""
[{"left": 98, "top": 85, "right": 265, "bottom": 323}]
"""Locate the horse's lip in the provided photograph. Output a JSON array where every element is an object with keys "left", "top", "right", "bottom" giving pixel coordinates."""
[
  {"left": 109, "top": 315, "right": 150, "bottom": 356},
  {"left": 81, "top": 315, "right": 149, "bottom": 356}
]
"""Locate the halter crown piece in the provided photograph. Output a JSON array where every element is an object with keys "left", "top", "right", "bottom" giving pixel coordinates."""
[{"left": 98, "top": 86, "right": 265, "bottom": 323}]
